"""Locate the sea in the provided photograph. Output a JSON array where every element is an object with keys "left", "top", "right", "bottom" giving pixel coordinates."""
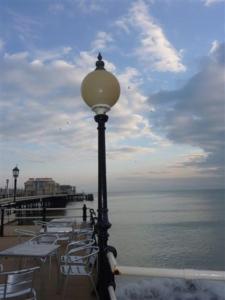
[{"left": 66, "top": 189, "right": 225, "bottom": 300}]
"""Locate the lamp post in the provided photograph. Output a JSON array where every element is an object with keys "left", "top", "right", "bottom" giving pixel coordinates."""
[
  {"left": 81, "top": 54, "right": 120, "bottom": 299},
  {"left": 12, "top": 166, "right": 19, "bottom": 203}
]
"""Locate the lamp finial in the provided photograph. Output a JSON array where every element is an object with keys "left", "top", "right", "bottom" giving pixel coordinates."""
[{"left": 96, "top": 52, "right": 105, "bottom": 70}]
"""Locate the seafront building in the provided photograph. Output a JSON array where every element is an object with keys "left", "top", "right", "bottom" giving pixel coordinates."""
[
  {"left": 24, "top": 178, "right": 60, "bottom": 195},
  {"left": 60, "top": 185, "right": 76, "bottom": 195},
  {"left": 24, "top": 178, "right": 76, "bottom": 196}
]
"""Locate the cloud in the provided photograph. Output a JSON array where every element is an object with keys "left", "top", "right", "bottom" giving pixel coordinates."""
[
  {"left": 7, "top": 9, "right": 42, "bottom": 42},
  {"left": 149, "top": 41, "right": 225, "bottom": 178},
  {"left": 74, "top": 0, "right": 104, "bottom": 13},
  {"left": 0, "top": 48, "right": 155, "bottom": 164},
  {"left": 48, "top": 3, "right": 65, "bottom": 14},
  {"left": 209, "top": 40, "right": 220, "bottom": 58},
  {"left": 115, "top": 0, "right": 186, "bottom": 73},
  {"left": 108, "top": 146, "right": 153, "bottom": 160},
  {"left": 202, "top": 0, "right": 225, "bottom": 6},
  {"left": 33, "top": 47, "right": 72, "bottom": 62},
  {"left": 47, "top": 0, "right": 105, "bottom": 16},
  {"left": 91, "top": 31, "right": 114, "bottom": 51}
]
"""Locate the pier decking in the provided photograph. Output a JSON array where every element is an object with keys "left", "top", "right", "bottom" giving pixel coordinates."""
[{"left": 0, "top": 224, "right": 97, "bottom": 300}]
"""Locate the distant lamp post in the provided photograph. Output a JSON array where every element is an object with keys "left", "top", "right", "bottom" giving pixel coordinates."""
[
  {"left": 12, "top": 166, "right": 19, "bottom": 202},
  {"left": 81, "top": 53, "right": 120, "bottom": 299}
]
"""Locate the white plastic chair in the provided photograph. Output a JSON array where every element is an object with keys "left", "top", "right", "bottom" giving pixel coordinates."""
[
  {"left": 75, "top": 229, "right": 94, "bottom": 241},
  {"left": 60, "top": 246, "right": 99, "bottom": 300},
  {"left": 33, "top": 220, "right": 48, "bottom": 233},
  {"left": 66, "top": 238, "right": 95, "bottom": 252},
  {"left": 61, "top": 239, "right": 95, "bottom": 264},
  {"left": 14, "top": 229, "right": 36, "bottom": 242},
  {"left": 0, "top": 266, "right": 39, "bottom": 299},
  {"left": 30, "top": 233, "right": 58, "bottom": 244}
]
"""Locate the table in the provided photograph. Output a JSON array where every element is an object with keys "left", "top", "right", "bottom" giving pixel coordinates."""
[
  {"left": 0, "top": 241, "right": 60, "bottom": 297},
  {"left": 40, "top": 226, "right": 73, "bottom": 234},
  {"left": 0, "top": 241, "right": 60, "bottom": 258},
  {"left": 50, "top": 218, "right": 76, "bottom": 225},
  {"left": 39, "top": 223, "right": 74, "bottom": 243}
]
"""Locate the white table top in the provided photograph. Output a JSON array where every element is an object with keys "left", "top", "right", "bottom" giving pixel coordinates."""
[
  {"left": 50, "top": 218, "right": 76, "bottom": 225},
  {"left": 73, "top": 228, "right": 93, "bottom": 234},
  {"left": 40, "top": 226, "right": 73, "bottom": 234},
  {"left": 0, "top": 241, "right": 60, "bottom": 257}
]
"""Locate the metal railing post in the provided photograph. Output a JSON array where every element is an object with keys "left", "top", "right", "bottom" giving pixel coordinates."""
[
  {"left": 0, "top": 208, "right": 5, "bottom": 237},
  {"left": 17, "top": 204, "right": 22, "bottom": 225},
  {"left": 42, "top": 205, "right": 46, "bottom": 222},
  {"left": 82, "top": 204, "right": 87, "bottom": 222}
]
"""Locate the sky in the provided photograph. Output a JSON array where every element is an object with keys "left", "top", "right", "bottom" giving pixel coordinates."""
[{"left": 0, "top": 0, "right": 224, "bottom": 193}]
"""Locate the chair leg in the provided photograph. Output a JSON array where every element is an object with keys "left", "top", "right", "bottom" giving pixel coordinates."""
[
  {"left": 57, "top": 273, "right": 64, "bottom": 294},
  {"left": 61, "top": 275, "right": 69, "bottom": 300},
  {"left": 32, "top": 288, "right": 37, "bottom": 300},
  {"left": 90, "top": 276, "right": 99, "bottom": 300},
  {"left": 49, "top": 255, "right": 52, "bottom": 279}
]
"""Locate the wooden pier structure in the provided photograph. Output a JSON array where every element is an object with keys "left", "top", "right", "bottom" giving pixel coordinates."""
[{"left": 0, "top": 193, "right": 93, "bottom": 208}]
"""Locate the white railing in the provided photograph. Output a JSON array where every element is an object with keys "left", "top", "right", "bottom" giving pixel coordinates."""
[
  {"left": 107, "top": 252, "right": 225, "bottom": 281},
  {"left": 107, "top": 251, "right": 225, "bottom": 300},
  {"left": 108, "top": 285, "right": 117, "bottom": 300}
]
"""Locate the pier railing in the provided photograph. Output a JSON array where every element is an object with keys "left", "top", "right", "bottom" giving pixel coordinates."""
[
  {"left": 0, "top": 205, "right": 96, "bottom": 236},
  {"left": 106, "top": 251, "right": 225, "bottom": 300}
]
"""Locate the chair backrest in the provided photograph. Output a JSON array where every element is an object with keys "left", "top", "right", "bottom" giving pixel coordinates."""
[
  {"left": 86, "top": 246, "right": 99, "bottom": 272},
  {"left": 66, "top": 246, "right": 99, "bottom": 274},
  {"left": 0, "top": 266, "right": 39, "bottom": 299},
  {"left": 33, "top": 220, "right": 48, "bottom": 226},
  {"left": 48, "top": 222, "right": 71, "bottom": 228},
  {"left": 30, "top": 233, "right": 58, "bottom": 244},
  {"left": 33, "top": 220, "right": 49, "bottom": 234},
  {"left": 66, "top": 238, "right": 95, "bottom": 252},
  {"left": 14, "top": 229, "right": 36, "bottom": 242},
  {"left": 76, "top": 229, "right": 94, "bottom": 240},
  {"left": 81, "top": 246, "right": 99, "bottom": 274}
]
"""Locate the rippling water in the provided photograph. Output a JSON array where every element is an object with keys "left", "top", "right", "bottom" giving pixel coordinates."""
[
  {"left": 115, "top": 276, "right": 225, "bottom": 300},
  {"left": 67, "top": 189, "right": 225, "bottom": 299}
]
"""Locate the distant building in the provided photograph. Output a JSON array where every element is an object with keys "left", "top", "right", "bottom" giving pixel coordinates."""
[
  {"left": 60, "top": 185, "right": 76, "bottom": 194},
  {"left": 24, "top": 178, "right": 60, "bottom": 196}
]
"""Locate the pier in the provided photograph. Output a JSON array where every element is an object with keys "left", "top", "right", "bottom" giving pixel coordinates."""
[{"left": 0, "top": 193, "right": 94, "bottom": 207}]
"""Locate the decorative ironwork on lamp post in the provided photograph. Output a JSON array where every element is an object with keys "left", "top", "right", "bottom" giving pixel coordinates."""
[
  {"left": 12, "top": 166, "right": 19, "bottom": 203},
  {"left": 81, "top": 53, "right": 120, "bottom": 299}
]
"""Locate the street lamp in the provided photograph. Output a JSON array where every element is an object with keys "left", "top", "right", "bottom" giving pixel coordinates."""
[
  {"left": 81, "top": 53, "right": 120, "bottom": 299},
  {"left": 12, "top": 166, "right": 19, "bottom": 202}
]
